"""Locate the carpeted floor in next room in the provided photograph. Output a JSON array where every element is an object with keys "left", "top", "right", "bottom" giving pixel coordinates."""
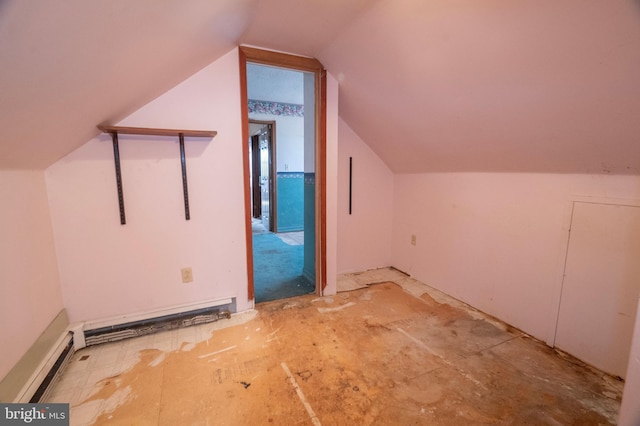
[{"left": 252, "top": 231, "right": 314, "bottom": 303}]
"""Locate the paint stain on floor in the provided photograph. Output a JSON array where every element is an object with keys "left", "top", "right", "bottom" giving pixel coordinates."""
[{"left": 62, "top": 282, "right": 622, "bottom": 425}]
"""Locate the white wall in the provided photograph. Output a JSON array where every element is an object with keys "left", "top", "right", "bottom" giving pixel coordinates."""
[
  {"left": 0, "top": 170, "right": 64, "bottom": 381},
  {"left": 303, "top": 73, "right": 315, "bottom": 174},
  {"left": 247, "top": 64, "right": 305, "bottom": 172},
  {"left": 249, "top": 113, "right": 304, "bottom": 172},
  {"left": 46, "top": 48, "right": 250, "bottom": 323},
  {"left": 247, "top": 63, "right": 303, "bottom": 105},
  {"left": 337, "top": 118, "right": 393, "bottom": 274},
  {"left": 392, "top": 173, "right": 640, "bottom": 342}
]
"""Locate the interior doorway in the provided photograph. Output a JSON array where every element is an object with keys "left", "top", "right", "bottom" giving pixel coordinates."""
[
  {"left": 240, "top": 46, "right": 327, "bottom": 304},
  {"left": 246, "top": 65, "right": 312, "bottom": 303},
  {"left": 249, "top": 121, "right": 275, "bottom": 232}
]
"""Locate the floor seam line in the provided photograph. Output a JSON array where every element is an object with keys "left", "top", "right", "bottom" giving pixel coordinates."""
[
  {"left": 281, "top": 362, "right": 321, "bottom": 426},
  {"left": 468, "top": 334, "right": 524, "bottom": 358}
]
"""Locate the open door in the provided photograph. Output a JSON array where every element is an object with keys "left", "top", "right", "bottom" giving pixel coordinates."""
[
  {"left": 250, "top": 134, "right": 261, "bottom": 219},
  {"left": 258, "top": 124, "right": 274, "bottom": 232},
  {"left": 250, "top": 121, "right": 276, "bottom": 231}
]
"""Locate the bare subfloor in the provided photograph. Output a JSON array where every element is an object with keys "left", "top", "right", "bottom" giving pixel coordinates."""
[{"left": 52, "top": 282, "right": 622, "bottom": 425}]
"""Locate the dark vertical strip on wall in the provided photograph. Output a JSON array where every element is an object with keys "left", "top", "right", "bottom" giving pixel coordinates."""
[
  {"left": 349, "top": 157, "right": 353, "bottom": 215},
  {"left": 111, "top": 132, "right": 126, "bottom": 225},
  {"left": 179, "top": 133, "right": 190, "bottom": 220}
]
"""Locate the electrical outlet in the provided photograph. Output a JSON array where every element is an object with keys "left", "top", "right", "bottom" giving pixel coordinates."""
[
  {"left": 411, "top": 234, "right": 417, "bottom": 246},
  {"left": 181, "top": 267, "right": 193, "bottom": 283}
]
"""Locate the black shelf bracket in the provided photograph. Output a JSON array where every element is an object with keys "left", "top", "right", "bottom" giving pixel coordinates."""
[
  {"left": 349, "top": 156, "right": 353, "bottom": 215},
  {"left": 179, "top": 133, "right": 190, "bottom": 220},
  {"left": 98, "top": 125, "right": 217, "bottom": 224},
  {"left": 110, "top": 132, "right": 126, "bottom": 225}
]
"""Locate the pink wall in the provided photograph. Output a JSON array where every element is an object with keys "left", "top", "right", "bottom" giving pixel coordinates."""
[
  {"left": 337, "top": 118, "right": 393, "bottom": 274},
  {"left": 0, "top": 170, "right": 64, "bottom": 381},
  {"left": 391, "top": 173, "right": 640, "bottom": 342},
  {"left": 45, "top": 48, "right": 340, "bottom": 322},
  {"left": 620, "top": 296, "right": 640, "bottom": 425},
  {"left": 46, "top": 49, "right": 250, "bottom": 322},
  {"left": 391, "top": 172, "right": 640, "bottom": 417},
  {"left": 324, "top": 73, "right": 339, "bottom": 296}
]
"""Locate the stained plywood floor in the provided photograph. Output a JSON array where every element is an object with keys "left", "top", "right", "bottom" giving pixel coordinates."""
[{"left": 49, "top": 282, "right": 623, "bottom": 425}]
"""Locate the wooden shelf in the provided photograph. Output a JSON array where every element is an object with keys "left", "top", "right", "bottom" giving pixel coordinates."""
[
  {"left": 97, "top": 124, "right": 216, "bottom": 225},
  {"left": 98, "top": 125, "right": 217, "bottom": 138}
]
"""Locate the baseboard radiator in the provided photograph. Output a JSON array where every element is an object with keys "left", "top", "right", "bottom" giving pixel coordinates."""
[
  {"left": 30, "top": 336, "right": 75, "bottom": 403},
  {"left": 14, "top": 332, "right": 75, "bottom": 403},
  {"left": 84, "top": 304, "right": 234, "bottom": 346},
  {"left": 23, "top": 298, "right": 236, "bottom": 402}
]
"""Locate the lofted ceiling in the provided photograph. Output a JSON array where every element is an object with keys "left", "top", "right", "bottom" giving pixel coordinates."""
[{"left": 1, "top": 0, "right": 640, "bottom": 173}]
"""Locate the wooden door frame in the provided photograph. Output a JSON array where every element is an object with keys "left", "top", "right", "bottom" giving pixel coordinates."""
[
  {"left": 240, "top": 46, "right": 327, "bottom": 301},
  {"left": 250, "top": 120, "right": 277, "bottom": 231}
]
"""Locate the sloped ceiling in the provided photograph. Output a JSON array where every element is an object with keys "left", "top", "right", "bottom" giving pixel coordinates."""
[
  {"left": 0, "top": 0, "right": 254, "bottom": 169},
  {"left": 321, "top": 1, "right": 640, "bottom": 174},
  {"left": 2, "top": 0, "right": 640, "bottom": 173}
]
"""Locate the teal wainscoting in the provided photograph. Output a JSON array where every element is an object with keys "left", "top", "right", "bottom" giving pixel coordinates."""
[
  {"left": 303, "top": 172, "right": 316, "bottom": 284},
  {"left": 277, "top": 172, "right": 304, "bottom": 232}
]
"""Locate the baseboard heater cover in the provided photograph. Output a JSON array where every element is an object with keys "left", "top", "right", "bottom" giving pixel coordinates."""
[
  {"left": 83, "top": 300, "right": 236, "bottom": 347},
  {"left": 30, "top": 338, "right": 75, "bottom": 403},
  {"left": 19, "top": 299, "right": 236, "bottom": 401},
  {"left": 14, "top": 299, "right": 236, "bottom": 403},
  {"left": 14, "top": 332, "right": 75, "bottom": 403}
]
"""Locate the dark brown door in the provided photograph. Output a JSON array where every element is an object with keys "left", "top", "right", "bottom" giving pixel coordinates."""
[{"left": 251, "top": 135, "right": 261, "bottom": 219}]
